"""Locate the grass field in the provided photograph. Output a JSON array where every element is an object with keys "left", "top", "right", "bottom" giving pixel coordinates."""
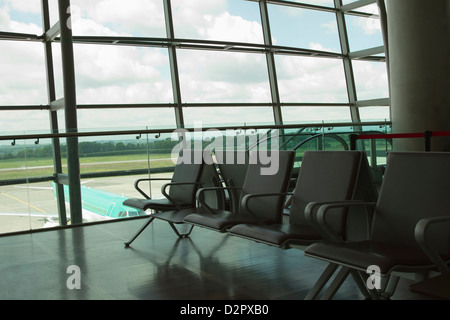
[{"left": 0, "top": 153, "right": 175, "bottom": 181}]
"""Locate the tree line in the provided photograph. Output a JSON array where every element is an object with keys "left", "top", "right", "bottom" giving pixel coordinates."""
[{"left": 0, "top": 138, "right": 179, "bottom": 160}]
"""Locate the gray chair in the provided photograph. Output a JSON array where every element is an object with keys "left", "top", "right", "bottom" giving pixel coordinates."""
[
  {"left": 194, "top": 150, "right": 250, "bottom": 214},
  {"left": 183, "top": 150, "right": 295, "bottom": 232},
  {"left": 228, "top": 151, "right": 377, "bottom": 249},
  {"left": 304, "top": 152, "right": 450, "bottom": 300},
  {"left": 123, "top": 149, "right": 207, "bottom": 245}
]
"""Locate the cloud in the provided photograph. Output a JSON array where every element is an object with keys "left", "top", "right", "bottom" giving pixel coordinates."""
[
  {"left": 4, "top": 0, "right": 41, "bottom": 14},
  {"left": 72, "top": 0, "right": 166, "bottom": 36},
  {"left": 354, "top": 4, "right": 382, "bottom": 35},
  {"left": 0, "top": 0, "right": 388, "bottom": 133},
  {"left": 199, "top": 12, "right": 263, "bottom": 43},
  {"left": 0, "top": 40, "right": 47, "bottom": 105},
  {"left": 276, "top": 42, "right": 348, "bottom": 103},
  {"left": 352, "top": 60, "right": 389, "bottom": 100}
]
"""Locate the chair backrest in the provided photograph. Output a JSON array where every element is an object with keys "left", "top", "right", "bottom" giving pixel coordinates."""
[
  {"left": 215, "top": 150, "right": 250, "bottom": 211},
  {"left": 371, "top": 152, "right": 450, "bottom": 254},
  {"left": 197, "top": 161, "right": 225, "bottom": 210},
  {"left": 238, "top": 150, "right": 295, "bottom": 223},
  {"left": 168, "top": 149, "right": 205, "bottom": 206},
  {"left": 290, "top": 151, "right": 375, "bottom": 239}
]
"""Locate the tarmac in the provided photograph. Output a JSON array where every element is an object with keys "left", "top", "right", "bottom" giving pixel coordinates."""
[{"left": 0, "top": 172, "right": 172, "bottom": 234}]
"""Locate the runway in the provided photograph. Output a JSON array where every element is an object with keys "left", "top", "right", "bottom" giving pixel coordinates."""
[{"left": 0, "top": 172, "right": 172, "bottom": 235}]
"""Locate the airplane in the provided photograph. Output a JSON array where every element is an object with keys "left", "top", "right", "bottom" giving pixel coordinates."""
[
  {"left": 0, "top": 182, "right": 148, "bottom": 230},
  {"left": 50, "top": 182, "right": 147, "bottom": 226}
]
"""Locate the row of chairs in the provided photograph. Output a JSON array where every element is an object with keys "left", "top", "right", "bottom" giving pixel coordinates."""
[{"left": 123, "top": 149, "right": 450, "bottom": 299}]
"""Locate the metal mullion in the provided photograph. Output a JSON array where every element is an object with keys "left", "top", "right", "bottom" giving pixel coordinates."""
[
  {"left": 41, "top": 0, "right": 67, "bottom": 226},
  {"left": 0, "top": 105, "right": 49, "bottom": 110},
  {"left": 341, "top": 0, "right": 376, "bottom": 12},
  {"left": 77, "top": 103, "right": 175, "bottom": 109},
  {"left": 259, "top": 0, "right": 282, "bottom": 125},
  {"left": 355, "top": 98, "right": 389, "bottom": 107},
  {"left": 248, "top": 0, "right": 338, "bottom": 13},
  {"left": 334, "top": 0, "right": 360, "bottom": 124},
  {"left": 281, "top": 102, "right": 351, "bottom": 107},
  {"left": 183, "top": 103, "right": 273, "bottom": 108},
  {"left": 58, "top": 0, "right": 83, "bottom": 225},
  {"left": 349, "top": 45, "right": 385, "bottom": 60},
  {"left": 163, "top": 0, "right": 184, "bottom": 129},
  {"left": 0, "top": 31, "right": 40, "bottom": 40},
  {"left": 70, "top": 35, "right": 344, "bottom": 59}
]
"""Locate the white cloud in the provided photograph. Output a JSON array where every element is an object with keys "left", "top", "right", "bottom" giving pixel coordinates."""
[
  {"left": 321, "top": 20, "right": 337, "bottom": 34},
  {"left": 199, "top": 12, "right": 263, "bottom": 43},
  {"left": 0, "top": 40, "right": 47, "bottom": 105},
  {"left": 356, "top": 4, "right": 381, "bottom": 35},
  {"left": 352, "top": 60, "right": 389, "bottom": 100},
  {"left": 357, "top": 16, "right": 381, "bottom": 35},
  {"left": 0, "top": 0, "right": 388, "bottom": 133},
  {"left": 0, "top": 4, "right": 41, "bottom": 34},
  {"left": 74, "top": 0, "right": 166, "bottom": 36},
  {"left": 5, "top": 0, "right": 41, "bottom": 14},
  {"left": 276, "top": 43, "right": 348, "bottom": 103}
]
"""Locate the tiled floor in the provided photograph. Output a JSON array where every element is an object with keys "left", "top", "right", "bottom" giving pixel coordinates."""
[{"left": 0, "top": 217, "right": 439, "bottom": 301}]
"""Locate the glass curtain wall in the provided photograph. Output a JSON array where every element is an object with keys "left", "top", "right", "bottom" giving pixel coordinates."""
[{"left": 0, "top": 0, "right": 389, "bottom": 233}]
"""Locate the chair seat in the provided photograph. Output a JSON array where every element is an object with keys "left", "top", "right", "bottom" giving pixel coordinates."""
[
  {"left": 229, "top": 223, "right": 322, "bottom": 248},
  {"left": 152, "top": 207, "right": 205, "bottom": 224},
  {"left": 305, "top": 240, "right": 441, "bottom": 275},
  {"left": 123, "top": 197, "right": 192, "bottom": 211},
  {"left": 184, "top": 211, "right": 277, "bottom": 232}
]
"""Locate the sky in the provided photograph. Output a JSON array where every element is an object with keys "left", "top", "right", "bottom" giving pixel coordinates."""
[{"left": 0, "top": 0, "right": 389, "bottom": 137}]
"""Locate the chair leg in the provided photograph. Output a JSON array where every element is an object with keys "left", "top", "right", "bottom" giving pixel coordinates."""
[
  {"left": 319, "top": 266, "right": 351, "bottom": 300},
  {"left": 124, "top": 216, "right": 155, "bottom": 247},
  {"left": 380, "top": 275, "right": 399, "bottom": 299},
  {"left": 304, "top": 263, "right": 339, "bottom": 300},
  {"left": 168, "top": 222, "right": 194, "bottom": 238}
]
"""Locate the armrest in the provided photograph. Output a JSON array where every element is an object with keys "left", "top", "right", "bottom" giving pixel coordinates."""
[
  {"left": 306, "top": 201, "right": 376, "bottom": 243},
  {"left": 161, "top": 181, "right": 201, "bottom": 209},
  {"left": 241, "top": 192, "right": 293, "bottom": 220},
  {"left": 415, "top": 216, "right": 450, "bottom": 274},
  {"left": 134, "top": 178, "right": 171, "bottom": 199},
  {"left": 196, "top": 186, "right": 242, "bottom": 214}
]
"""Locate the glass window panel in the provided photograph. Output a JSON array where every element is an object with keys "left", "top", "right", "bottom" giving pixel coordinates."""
[
  {"left": 276, "top": 55, "right": 348, "bottom": 103},
  {"left": 281, "top": 106, "right": 352, "bottom": 124},
  {"left": 352, "top": 60, "right": 389, "bottom": 101},
  {"left": 74, "top": 45, "right": 172, "bottom": 104},
  {"left": 47, "top": 0, "right": 59, "bottom": 27},
  {"left": 70, "top": 0, "right": 166, "bottom": 37},
  {"left": 171, "top": 0, "right": 264, "bottom": 43},
  {"left": 278, "top": 0, "right": 335, "bottom": 7},
  {"left": 268, "top": 5, "right": 341, "bottom": 52},
  {"left": 177, "top": 49, "right": 271, "bottom": 103},
  {"left": 0, "top": 41, "right": 47, "bottom": 105},
  {"left": 0, "top": 1, "right": 42, "bottom": 33},
  {"left": 0, "top": 111, "right": 50, "bottom": 136},
  {"left": 76, "top": 108, "right": 177, "bottom": 131},
  {"left": 0, "top": 180, "right": 60, "bottom": 233},
  {"left": 183, "top": 106, "right": 275, "bottom": 128},
  {"left": 345, "top": 8, "right": 383, "bottom": 52},
  {"left": 51, "top": 42, "right": 65, "bottom": 101},
  {"left": 358, "top": 106, "right": 390, "bottom": 122}
]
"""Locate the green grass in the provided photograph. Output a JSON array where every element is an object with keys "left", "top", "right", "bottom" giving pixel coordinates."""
[{"left": 0, "top": 153, "right": 175, "bottom": 181}]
